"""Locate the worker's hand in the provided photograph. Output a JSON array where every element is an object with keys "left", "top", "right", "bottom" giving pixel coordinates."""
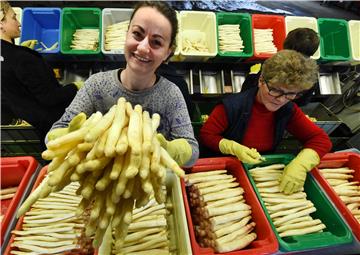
[
  {"left": 219, "top": 138, "right": 263, "bottom": 164},
  {"left": 72, "top": 81, "right": 84, "bottom": 90},
  {"left": 157, "top": 133, "right": 192, "bottom": 166},
  {"left": 47, "top": 112, "right": 87, "bottom": 141},
  {"left": 21, "top": 40, "right": 38, "bottom": 49},
  {"left": 279, "top": 148, "right": 320, "bottom": 194}
]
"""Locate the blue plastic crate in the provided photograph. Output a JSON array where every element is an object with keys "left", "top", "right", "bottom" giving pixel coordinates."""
[{"left": 21, "top": 8, "right": 61, "bottom": 54}]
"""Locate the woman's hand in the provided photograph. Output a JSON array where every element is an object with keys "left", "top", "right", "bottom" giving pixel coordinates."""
[
  {"left": 279, "top": 148, "right": 320, "bottom": 194},
  {"left": 219, "top": 138, "right": 263, "bottom": 164},
  {"left": 157, "top": 134, "right": 192, "bottom": 166}
]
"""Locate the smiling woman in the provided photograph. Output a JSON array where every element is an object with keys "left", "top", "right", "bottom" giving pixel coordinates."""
[
  {"left": 48, "top": 1, "right": 199, "bottom": 168},
  {"left": 200, "top": 49, "right": 332, "bottom": 195}
]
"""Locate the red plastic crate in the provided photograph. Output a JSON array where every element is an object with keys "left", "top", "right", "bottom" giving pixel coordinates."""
[
  {"left": 0, "top": 156, "right": 39, "bottom": 246},
  {"left": 181, "top": 157, "right": 278, "bottom": 255},
  {"left": 250, "top": 14, "right": 285, "bottom": 60},
  {"left": 312, "top": 154, "right": 360, "bottom": 241},
  {"left": 322, "top": 152, "right": 359, "bottom": 161},
  {"left": 4, "top": 166, "right": 48, "bottom": 255}
]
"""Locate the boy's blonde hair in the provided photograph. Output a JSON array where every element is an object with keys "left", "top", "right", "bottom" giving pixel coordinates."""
[
  {"left": 261, "top": 49, "right": 318, "bottom": 90},
  {"left": 0, "top": 1, "right": 11, "bottom": 21}
]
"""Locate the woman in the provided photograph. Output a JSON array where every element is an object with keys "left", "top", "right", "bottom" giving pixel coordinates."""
[
  {"left": 0, "top": 1, "right": 82, "bottom": 142},
  {"left": 200, "top": 50, "right": 332, "bottom": 194},
  {"left": 49, "top": 1, "right": 199, "bottom": 167}
]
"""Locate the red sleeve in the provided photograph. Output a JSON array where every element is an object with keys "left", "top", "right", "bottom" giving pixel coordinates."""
[
  {"left": 287, "top": 104, "right": 332, "bottom": 158},
  {"left": 199, "top": 104, "right": 228, "bottom": 153}
]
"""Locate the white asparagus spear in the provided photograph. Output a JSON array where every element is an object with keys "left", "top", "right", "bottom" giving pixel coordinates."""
[{"left": 279, "top": 223, "right": 326, "bottom": 237}]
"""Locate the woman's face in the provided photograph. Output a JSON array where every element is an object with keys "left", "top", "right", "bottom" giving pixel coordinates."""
[
  {"left": 124, "top": 6, "right": 172, "bottom": 76},
  {"left": 257, "top": 77, "right": 301, "bottom": 112},
  {"left": 0, "top": 8, "right": 21, "bottom": 41}
]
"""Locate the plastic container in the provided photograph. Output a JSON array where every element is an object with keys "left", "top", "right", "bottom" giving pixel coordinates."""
[
  {"left": 312, "top": 154, "right": 360, "bottom": 241},
  {"left": 0, "top": 157, "right": 40, "bottom": 246},
  {"left": 322, "top": 151, "right": 360, "bottom": 161},
  {"left": 251, "top": 14, "right": 285, "bottom": 59},
  {"left": 181, "top": 157, "right": 278, "bottom": 255},
  {"left": 61, "top": 7, "right": 102, "bottom": 55},
  {"left": 4, "top": 166, "right": 47, "bottom": 255},
  {"left": 21, "top": 8, "right": 61, "bottom": 53},
  {"left": 348, "top": 20, "right": 360, "bottom": 61},
  {"left": 243, "top": 154, "right": 353, "bottom": 252},
  {"left": 285, "top": 16, "right": 320, "bottom": 60},
  {"left": 318, "top": 18, "right": 351, "bottom": 61},
  {"left": 101, "top": 8, "right": 133, "bottom": 55},
  {"left": 179, "top": 11, "right": 217, "bottom": 62},
  {"left": 12, "top": 7, "right": 22, "bottom": 45},
  {"left": 216, "top": 12, "right": 253, "bottom": 58}
]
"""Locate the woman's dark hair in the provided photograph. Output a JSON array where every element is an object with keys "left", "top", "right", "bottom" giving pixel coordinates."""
[
  {"left": 130, "top": 1, "right": 178, "bottom": 49},
  {"left": 283, "top": 28, "right": 320, "bottom": 57}
]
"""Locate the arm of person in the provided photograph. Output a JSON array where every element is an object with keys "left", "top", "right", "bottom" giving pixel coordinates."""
[
  {"left": 279, "top": 105, "right": 332, "bottom": 194},
  {"left": 199, "top": 104, "right": 263, "bottom": 164},
  {"left": 14, "top": 50, "right": 78, "bottom": 107},
  {"left": 161, "top": 87, "right": 199, "bottom": 168},
  {"left": 286, "top": 104, "right": 332, "bottom": 158},
  {"left": 199, "top": 104, "right": 228, "bottom": 153}
]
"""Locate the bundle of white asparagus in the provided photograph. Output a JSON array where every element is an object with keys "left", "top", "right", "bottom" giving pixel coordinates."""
[
  {"left": 253, "top": 28, "right": 277, "bottom": 54},
  {"left": 218, "top": 24, "right": 244, "bottom": 53},
  {"left": 104, "top": 20, "right": 129, "bottom": 51},
  {"left": 0, "top": 186, "right": 18, "bottom": 201},
  {"left": 16, "top": 97, "right": 185, "bottom": 248},
  {"left": 71, "top": 29, "right": 99, "bottom": 51},
  {"left": 182, "top": 30, "right": 209, "bottom": 53},
  {"left": 250, "top": 164, "right": 326, "bottom": 237},
  {"left": 100, "top": 194, "right": 173, "bottom": 255},
  {"left": 11, "top": 181, "right": 93, "bottom": 255},
  {"left": 185, "top": 170, "right": 257, "bottom": 253},
  {"left": 319, "top": 166, "right": 360, "bottom": 222}
]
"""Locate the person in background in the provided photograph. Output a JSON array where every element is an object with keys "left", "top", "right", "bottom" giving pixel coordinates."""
[
  {"left": 200, "top": 50, "right": 332, "bottom": 194},
  {"left": 242, "top": 28, "right": 320, "bottom": 106},
  {"left": 48, "top": 1, "right": 199, "bottom": 167},
  {"left": 0, "top": 1, "right": 83, "bottom": 143}
]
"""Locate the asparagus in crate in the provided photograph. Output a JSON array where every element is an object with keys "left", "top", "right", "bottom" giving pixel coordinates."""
[
  {"left": 318, "top": 166, "right": 360, "bottom": 222},
  {"left": 185, "top": 170, "right": 257, "bottom": 253},
  {"left": 16, "top": 97, "right": 185, "bottom": 248},
  {"left": 105, "top": 20, "right": 129, "bottom": 51},
  {"left": 249, "top": 164, "right": 326, "bottom": 237},
  {"left": 11, "top": 181, "right": 93, "bottom": 254}
]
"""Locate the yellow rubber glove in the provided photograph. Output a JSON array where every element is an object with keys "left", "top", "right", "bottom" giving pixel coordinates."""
[
  {"left": 250, "top": 63, "right": 262, "bottom": 74},
  {"left": 219, "top": 138, "right": 263, "bottom": 164},
  {"left": 21, "top": 39, "right": 38, "bottom": 49},
  {"left": 279, "top": 148, "right": 320, "bottom": 194},
  {"left": 73, "top": 81, "right": 84, "bottom": 90},
  {"left": 157, "top": 134, "right": 192, "bottom": 166},
  {"left": 47, "top": 112, "right": 87, "bottom": 141}
]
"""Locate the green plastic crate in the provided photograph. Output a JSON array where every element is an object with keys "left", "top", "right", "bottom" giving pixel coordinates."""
[
  {"left": 318, "top": 18, "right": 350, "bottom": 61},
  {"left": 243, "top": 154, "right": 353, "bottom": 252},
  {"left": 60, "top": 7, "right": 102, "bottom": 54},
  {"left": 216, "top": 12, "right": 253, "bottom": 58}
]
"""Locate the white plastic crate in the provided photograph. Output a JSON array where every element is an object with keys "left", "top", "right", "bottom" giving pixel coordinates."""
[
  {"left": 285, "top": 16, "right": 320, "bottom": 60},
  {"left": 179, "top": 11, "right": 217, "bottom": 62},
  {"left": 348, "top": 20, "right": 360, "bottom": 61},
  {"left": 101, "top": 8, "right": 133, "bottom": 55}
]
